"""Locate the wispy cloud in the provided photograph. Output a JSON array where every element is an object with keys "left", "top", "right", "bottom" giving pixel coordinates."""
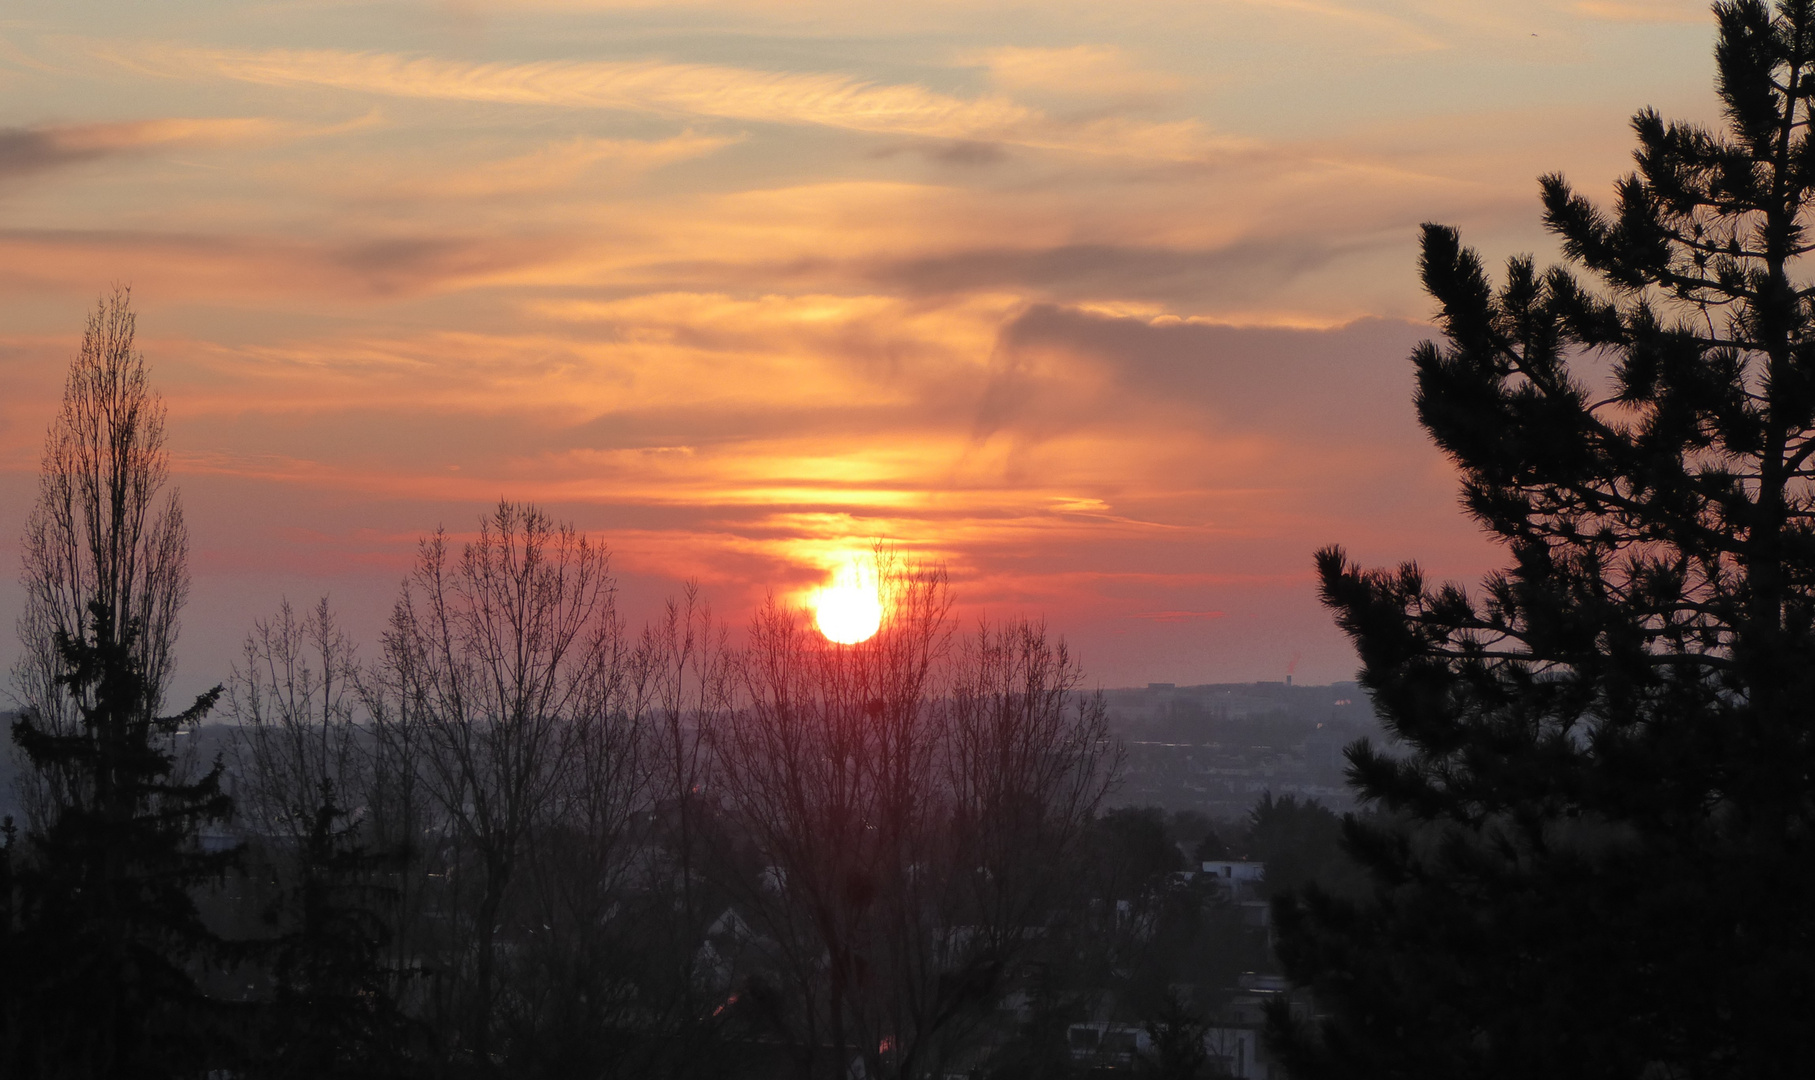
[
  {"left": 1568, "top": 0, "right": 1708, "bottom": 22},
  {"left": 103, "top": 44, "right": 1219, "bottom": 160},
  {"left": 0, "top": 0, "right": 1692, "bottom": 686},
  {"left": 862, "top": 239, "right": 1354, "bottom": 306},
  {"left": 0, "top": 117, "right": 291, "bottom": 179},
  {"left": 1128, "top": 609, "right": 1226, "bottom": 622},
  {"left": 0, "top": 226, "right": 571, "bottom": 299},
  {"left": 361, "top": 132, "right": 735, "bottom": 199},
  {"left": 1221, "top": 0, "right": 1449, "bottom": 51},
  {"left": 959, "top": 45, "right": 1185, "bottom": 100}
]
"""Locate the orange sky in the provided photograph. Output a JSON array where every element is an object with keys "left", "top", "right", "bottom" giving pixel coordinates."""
[{"left": 0, "top": 1, "right": 1725, "bottom": 697}]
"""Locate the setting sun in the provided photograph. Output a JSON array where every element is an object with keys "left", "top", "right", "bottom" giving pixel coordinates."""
[{"left": 813, "top": 560, "right": 884, "bottom": 644}]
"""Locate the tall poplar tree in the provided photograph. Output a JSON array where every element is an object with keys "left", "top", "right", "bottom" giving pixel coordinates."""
[
  {"left": 4, "top": 290, "right": 238, "bottom": 1079},
  {"left": 13, "top": 287, "right": 189, "bottom": 826},
  {"left": 1271, "top": 3, "right": 1815, "bottom": 1076}
]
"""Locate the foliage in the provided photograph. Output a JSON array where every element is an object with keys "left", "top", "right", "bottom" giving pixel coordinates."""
[
  {"left": 5, "top": 603, "right": 234, "bottom": 1079},
  {"left": 1271, "top": 3, "right": 1815, "bottom": 1076},
  {"left": 13, "top": 287, "right": 189, "bottom": 830},
  {"left": 1092, "top": 806, "right": 1186, "bottom": 901},
  {"left": 1243, "top": 793, "right": 1364, "bottom": 900},
  {"left": 3, "top": 288, "right": 240, "bottom": 1080},
  {"left": 1138, "top": 989, "right": 1212, "bottom": 1080},
  {"left": 2, "top": 298, "right": 1352, "bottom": 1080},
  {"left": 253, "top": 783, "right": 418, "bottom": 1080}
]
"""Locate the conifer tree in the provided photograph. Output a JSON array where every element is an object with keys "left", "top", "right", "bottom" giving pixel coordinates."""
[
  {"left": 3, "top": 290, "right": 239, "bottom": 1079},
  {"left": 13, "top": 287, "right": 189, "bottom": 828},
  {"left": 1270, "top": 2, "right": 1815, "bottom": 1076},
  {"left": 6, "top": 605, "right": 235, "bottom": 1078},
  {"left": 254, "top": 782, "right": 417, "bottom": 1080}
]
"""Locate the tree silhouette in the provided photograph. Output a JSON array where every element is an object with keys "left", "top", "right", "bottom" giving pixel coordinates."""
[
  {"left": 5, "top": 603, "right": 234, "bottom": 1079},
  {"left": 13, "top": 287, "right": 189, "bottom": 830},
  {"left": 720, "top": 556, "right": 1114, "bottom": 1080},
  {"left": 378, "top": 500, "right": 630, "bottom": 1070},
  {"left": 3, "top": 287, "right": 238, "bottom": 1079},
  {"left": 253, "top": 781, "right": 418, "bottom": 1080},
  {"left": 1139, "top": 988, "right": 1211, "bottom": 1080},
  {"left": 1242, "top": 793, "right": 1360, "bottom": 900},
  {"left": 1271, "top": 3, "right": 1815, "bottom": 1076}
]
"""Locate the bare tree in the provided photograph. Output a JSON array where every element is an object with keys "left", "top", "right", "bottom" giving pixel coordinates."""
[
  {"left": 225, "top": 596, "right": 365, "bottom": 843},
  {"left": 719, "top": 555, "right": 949, "bottom": 1079},
  {"left": 609, "top": 584, "right": 740, "bottom": 1076},
  {"left": 870, "top": 619, "right": 1112, "bottom": 1080},
  {"left": 635, "top": 583, "right": 733, "bottom": 995},
  {"left": 382, "top": 499, "right": 622, "bottom": 1068},
  {"left": 3, "top": 288, "right": 244, "bottom": 1076},
  {"left": 359, "top": 611, "right": 444, "bottom": 1039},
  {"left": 502, "top": 579, "right": 644, "bottom": 1076},
  {"left": 937, "top": 621, "right": 1116, "bottom": 1042},
  {"left": 222, "top": 597, "right": 428, "bottom": 1074},
  {"left": 719, "top": 555, "right": 1113, "bottom": 1080},
  {"left": 12, "top": 287, "right": 188, "bottom": 824}
]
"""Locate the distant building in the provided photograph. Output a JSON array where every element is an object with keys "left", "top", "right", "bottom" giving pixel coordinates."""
[
  {"left": 1201, "top": 859, "right": 1266, "bottom": 902},
  {"left": 1066, "top": 1020, "right": 1148, "bottom": 1067},
  {"left": 1066, "top": 972, "right": 1307, "bottom": 1080},
  {"left": 1204, "top": 1023, "right": 1275, "bottom": 1080},
  {"left": 1204, "top": 973, "right": 1308, "bottom": 1080}
]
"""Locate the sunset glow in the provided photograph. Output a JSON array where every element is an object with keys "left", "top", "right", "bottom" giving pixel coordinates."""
[
  {"left": 0, "top": 1, "right": 1719, "bottom": 694},
  {"left": 813, "top": 561, "right": 884, "bottom": 645}
]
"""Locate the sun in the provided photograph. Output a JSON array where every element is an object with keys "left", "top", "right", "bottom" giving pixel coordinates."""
[{"left": 813, "top": 560, "right": 884, "bottom": 644}]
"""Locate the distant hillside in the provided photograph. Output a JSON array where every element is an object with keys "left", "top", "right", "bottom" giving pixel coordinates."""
[
  {"left": 0, "top": 686, "right": 1390, "bottom": 828},
  {"left": 0, "top": 714, "right": 245, "bottom": 828},
  {"left": 1101, "top": 681, "right": 1385, "bottom": 819}
]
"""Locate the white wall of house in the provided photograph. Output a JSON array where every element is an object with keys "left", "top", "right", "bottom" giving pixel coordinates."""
[
  {"left": 1201, "top": 859, "right": 1266, "bottom": 901},
  {"left": 1205, "top": 1025, "right": 1276, "bottom": 1080}
]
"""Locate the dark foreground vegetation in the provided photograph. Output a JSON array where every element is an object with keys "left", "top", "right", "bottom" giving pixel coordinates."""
[
  {"left": 0, "top": 290, "right": 1358, "bottom": 1078},
  {"left": 1267, "top": 2, "right": 1815, "bottom": 1077},
  {"left": 14, "top": 2, "right": 1815, "bottom": 1077}
]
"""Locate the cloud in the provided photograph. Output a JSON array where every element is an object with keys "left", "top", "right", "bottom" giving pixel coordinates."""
[
  {"left": 107, "top": 44, "right": 1219, "bottom": 161},
  {"left": 128, "top": 299, "right": 1443, "bottom": 566},
  {"left": 171, "top": 291, "right": 999, "bottom": 434},
  {"left": 0, "top": 117, "right": 288, "bottom": 179},
  {"left": 1128, "top": 609, "right": 1225, "bottom": 622},
  {"left": 960, "top": 303, "right": 1444, "bottom": 494},
  {"left": 1220, "top": 0, "right": 1449, "bottom": 51},
  {"left": 990, "top": 303, "right": 1429, "bottom": 435},
  {"left": 362, "top": 132, "right": 736, "bottom": 199},
  {"left": 0, "top": 226, "right": 573, "bottom": 299},
  {"left": 868, "top": 140, "right": 1012, "bottom": 167},
  {"left": 526, "top": 290, "right": 988, "bottom": 379},
  {"left": 960, "top": 45, "right": 1185, "bottom": 100},
  {"left": 1568, "top": 0, "right": 1709, "bottom": 22},
  {"left": 863, "top": 238, "right": 1356, "bottom": 306}
]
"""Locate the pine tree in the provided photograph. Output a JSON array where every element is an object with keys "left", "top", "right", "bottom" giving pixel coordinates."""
[
  {"left": 1270, "top": 2, "right": 1815, "bottom": 1076},
  {"left": 4, "top": 290, "right": 243, "bottom": 1078},
  {"left": 5, "top": 602, "right": 236, "bottom": 1079},
  {"left": 254, "top": 781, "right": 418, "bottom": 1080},
  {"left": 14, "top": 287, "right": 189, "bottom": 830},
  {"left": 1139, "top": 989, "right": 1211, "bottom": 1080}
]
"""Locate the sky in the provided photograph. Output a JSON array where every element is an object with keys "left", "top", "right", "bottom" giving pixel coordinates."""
[{"left": 0, "top": 0, "right": 1726, "bottom": 701}]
